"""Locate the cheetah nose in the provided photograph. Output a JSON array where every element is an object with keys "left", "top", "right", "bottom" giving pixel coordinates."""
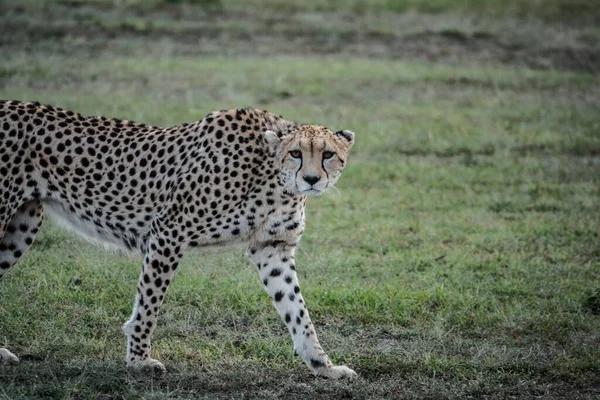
[{"left": 303, "top": 175, "right": 321, "bottom": 186}]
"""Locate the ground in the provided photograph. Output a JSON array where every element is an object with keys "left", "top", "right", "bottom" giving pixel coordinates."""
[{"left": 0, "top": 0, "right": 599, "bottom": 399}]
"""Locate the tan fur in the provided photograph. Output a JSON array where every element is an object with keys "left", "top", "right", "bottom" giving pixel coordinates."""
[{"left": 273, "top": 125, "right": 354, "bottom": 196}]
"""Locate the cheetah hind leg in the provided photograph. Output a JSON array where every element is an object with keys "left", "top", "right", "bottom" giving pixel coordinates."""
[
  {"left": 0, "top": 348, "right": 19, "bottom": 364},
  {"left": 0, "top": 200, "right": 44, "bottom": 364}
]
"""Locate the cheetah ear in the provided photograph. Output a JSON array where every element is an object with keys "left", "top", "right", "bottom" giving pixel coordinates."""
[
  {"left": 264, "top": 130, "right": 281, "bottom": 149},
  {"left": 335, "top": 130, "right": 354, "bottom": 148}
]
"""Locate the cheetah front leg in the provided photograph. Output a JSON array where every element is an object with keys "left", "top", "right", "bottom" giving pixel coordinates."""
[
  {"left": 247, "top": 242, "right": 356, "bottom": 379},
  {"left": 122, "top": 231, "right": 183, "bottom": 371}
]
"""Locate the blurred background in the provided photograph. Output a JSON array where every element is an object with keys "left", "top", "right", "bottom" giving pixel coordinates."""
[{"left": 1, "top": 0, "right": 599, "bottom": 398}]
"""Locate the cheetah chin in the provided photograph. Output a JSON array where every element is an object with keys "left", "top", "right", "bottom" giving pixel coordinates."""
[{"left": 0, "top": 100, "right": 356, "bottom": 379}]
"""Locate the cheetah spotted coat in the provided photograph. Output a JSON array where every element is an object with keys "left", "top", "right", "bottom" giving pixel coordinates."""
[{"left": 0, "top": 100, "right": 356, "bottom": 378}]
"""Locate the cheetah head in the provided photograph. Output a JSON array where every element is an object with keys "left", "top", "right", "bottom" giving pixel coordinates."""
[{"left": 265, "top": 125, "right": 354, "bottom": 196}]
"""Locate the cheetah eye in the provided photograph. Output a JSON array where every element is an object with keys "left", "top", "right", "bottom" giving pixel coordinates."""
[
  {"left": 322, "top": 151, "right": 335, "bottom": 160},
  {"left": 289, "top": 150, "right": 302, "bottom": 159}
]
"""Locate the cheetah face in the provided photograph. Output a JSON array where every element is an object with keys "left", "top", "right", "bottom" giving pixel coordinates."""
[{"left": 265, "top": 125, "right": 354, "bottom": 196}]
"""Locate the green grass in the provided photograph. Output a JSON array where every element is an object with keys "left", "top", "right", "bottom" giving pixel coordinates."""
[
  {"left": 55, "top": 0, "right": 600, "bottom": 22},
  {"left": 1, "top": 0, "right": 600, "bottom": 399}
]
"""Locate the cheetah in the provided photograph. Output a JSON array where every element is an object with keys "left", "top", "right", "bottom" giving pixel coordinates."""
[{"left": 0, "top": 100, "right": 356, "bottom": 378}]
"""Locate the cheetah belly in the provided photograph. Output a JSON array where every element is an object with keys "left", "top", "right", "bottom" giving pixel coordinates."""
[{"left": 42, "top": 200, "right": 146, "bottom": 255}]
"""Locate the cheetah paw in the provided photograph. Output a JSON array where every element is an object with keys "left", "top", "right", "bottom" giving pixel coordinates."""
[
  {"left": 128, "top": 357, "right": 166, "bottom": 373},
  {"left": 0, "top": 348, "right": 19, "bottom": 364},
  {"left": 317, "top": 365, "right": 357, "bottom": 379}
]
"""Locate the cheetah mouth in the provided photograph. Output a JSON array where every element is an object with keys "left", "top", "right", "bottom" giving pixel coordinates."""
[{"left": 302, "top": 188, "right": 323, "bottom": 196}]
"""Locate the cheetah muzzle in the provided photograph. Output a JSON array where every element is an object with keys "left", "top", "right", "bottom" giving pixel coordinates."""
[{"left": 0, "top": 101, "right": 356, "bottom": 379}]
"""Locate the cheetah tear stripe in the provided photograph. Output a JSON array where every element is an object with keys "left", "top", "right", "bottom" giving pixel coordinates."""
[{"left": 0, "top": 100, "right": 356, "bottom": 379}]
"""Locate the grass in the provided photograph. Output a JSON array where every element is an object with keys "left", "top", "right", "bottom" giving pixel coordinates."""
[
  {"left": 57, "top": 0, "right": 600, "bottom": 22},
  {"left": 1, "top": 0, "right": 600, "bottom": 399}
]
